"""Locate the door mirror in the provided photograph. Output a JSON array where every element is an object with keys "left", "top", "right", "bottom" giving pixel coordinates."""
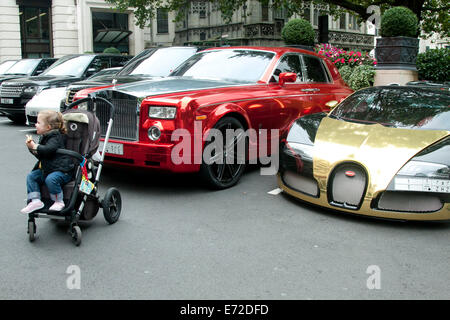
[
  {"left": 325, "top": 100, "right": 339, "bottom": 111},
  {"left": 86, "top": 68, "right": 98, "bottom": 77},
  {"left": 279, "top": 72, "right": 297, "bottom": 86}
]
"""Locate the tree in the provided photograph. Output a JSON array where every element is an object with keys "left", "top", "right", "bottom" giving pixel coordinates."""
[{"left": 105, "top": 0, "right": 449, "bottom": 39}]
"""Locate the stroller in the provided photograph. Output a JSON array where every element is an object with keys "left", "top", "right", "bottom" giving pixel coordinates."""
[{"left": 26, "top": 96, "right": 122, "bottom": 246}]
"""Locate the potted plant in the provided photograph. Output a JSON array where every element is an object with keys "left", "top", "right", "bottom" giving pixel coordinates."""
[
  {"left": 281, "top": 18, "right": 315, "bottom": 51},
  {"left": 375, "top": 6, "right": 419, "bottom": 71}
]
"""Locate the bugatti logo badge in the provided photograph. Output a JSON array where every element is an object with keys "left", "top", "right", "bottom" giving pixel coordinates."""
[{"left": 345, "top": 170, "right": 356, "bottom": 177}]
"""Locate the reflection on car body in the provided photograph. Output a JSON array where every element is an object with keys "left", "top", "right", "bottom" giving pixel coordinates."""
[
  {"left": 278, "top": 86, "right": 450, "bottom": 221},
  {"left": 91, "top": 46, "right": 353, "bottom": 189}
]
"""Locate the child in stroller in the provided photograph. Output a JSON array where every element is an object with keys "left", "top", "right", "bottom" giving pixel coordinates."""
[{"left": 25, "top": 97, "right": 122, "bottom": 246}]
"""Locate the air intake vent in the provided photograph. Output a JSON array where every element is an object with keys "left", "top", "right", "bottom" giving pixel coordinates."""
[
  {"left": 377, "top": 191, "right": 443, "bottom": 213},
  {"left": 282, "top": 170, "right": 319, "bottom": 197}
]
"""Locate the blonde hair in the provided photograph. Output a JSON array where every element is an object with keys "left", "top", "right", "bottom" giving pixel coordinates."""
[{"left": 38, "top": 110, "right": 67, "bottom": 134}]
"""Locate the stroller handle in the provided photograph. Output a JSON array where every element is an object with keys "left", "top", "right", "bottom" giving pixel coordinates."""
[{"left": 65, "top": 96, "right": 116, "bottom": 120}]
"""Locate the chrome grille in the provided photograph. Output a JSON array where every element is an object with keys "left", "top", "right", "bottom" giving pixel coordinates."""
[
  {"left": 95, "top": 97, "right": 138, "bottom": 141},
  {"left": 66, "top": 89, "right": 80, "bottom": 104},
  {"left": 0, "top": 84, "right": 23, "bottom": 97}
]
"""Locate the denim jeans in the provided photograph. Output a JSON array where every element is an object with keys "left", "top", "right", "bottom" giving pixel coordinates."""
[{"left": 27, "top": 169, "right": 72, "bottom": 202}]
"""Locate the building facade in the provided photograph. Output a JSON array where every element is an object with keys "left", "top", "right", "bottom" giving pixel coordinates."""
[
  {"left": 173, "top": 1, "right": 375, "bottom": 51},
  {"left": 0, "top": 0, "right": 176, "bottom": 62}
]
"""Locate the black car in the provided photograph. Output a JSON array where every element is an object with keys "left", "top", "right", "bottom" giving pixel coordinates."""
[
  {"left": 0, "top": 58, "right": 57, "bottom": 85},
  {"left": 0, "top": 54, "right": 131, "bottom": 123},
  {"left": 64, "top": 47, "right": 199, "bottom": 106}
]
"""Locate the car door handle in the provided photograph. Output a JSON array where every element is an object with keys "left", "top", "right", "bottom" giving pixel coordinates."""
[{"left": 301, "top": 88, "right": 320, "bottom": 92}]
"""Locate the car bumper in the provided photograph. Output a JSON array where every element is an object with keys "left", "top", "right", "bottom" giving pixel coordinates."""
[
  {"left": 277, "top": 172, "right": 450, "bottom": 222},
  {"left": 100, "top": 138, "right": 201, "bottom": 173}
]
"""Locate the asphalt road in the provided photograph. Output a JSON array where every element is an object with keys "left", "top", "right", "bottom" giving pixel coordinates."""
[{"left": 1, "top": 117, "right": 449, "bottom": 300}]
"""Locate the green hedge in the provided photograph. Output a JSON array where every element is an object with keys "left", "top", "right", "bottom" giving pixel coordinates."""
[
  {"left": 416, "top": 48, "right": 450, "bottom": 82},
  {"left": 281, "top": 18, "right": 315, "bottom": 46},
  {"left": 103, "top": 47, "right": 121, "bottom": 54},
  {"left": 338, "top": 65, "right": 375, "bottom": 91},
  {"left": 380, "top": 6, "right": 418, "bottom": 37}
]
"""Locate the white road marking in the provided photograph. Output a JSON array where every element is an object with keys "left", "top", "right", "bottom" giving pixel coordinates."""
[
  {"left": 19, "top": 129, "right": 36, "bottom": 132},
  {"left": 268, "top": 188, "right": 283, "bottom": 195},
  {"left": 0, "top": 119, "right": 11, "bottom": 123}
]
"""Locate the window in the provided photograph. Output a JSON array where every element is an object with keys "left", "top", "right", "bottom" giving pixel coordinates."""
[
  {"left": 349, "top": 15, "right": 360, "bottom": 30},
  {"left": 303, "top": 8, "right": 311, "bottom": 23},
  {"left": 339, "top": 13, "right": 346, "bottom": 30},
  {"left": 302, "top": 56, "right": 328, "bottom": 83},
  {"left": 272, "top": 54, "right": 303, "bottom": 83},
  {"left": 111, "top": 56, "right": 130, "bottom": 67},
  {"left": 261, "top": 2, "right": 269, "bottom": 21},
  {"left": 19, "top": 5, "right": 51, "bottom": 58},
  {"left": 157, "top": 8, "right": 169, "bottom": 34},
  {"left": 92, "top": 12, "right": 129, "bottom": 54},
  {"left": 34, "top": 58, "right": 56, "bottom": 75},
  {"left": 313, "top": 9, "right": 319, "bottom": 26}
]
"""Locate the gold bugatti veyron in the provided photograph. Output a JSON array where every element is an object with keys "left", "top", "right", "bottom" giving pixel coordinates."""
[{"left": 278, "top": 86, "right": 450, "bottom": 221}]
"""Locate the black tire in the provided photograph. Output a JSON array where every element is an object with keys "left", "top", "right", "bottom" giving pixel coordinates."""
[
  {"left": 28, "top": 221, "right": 35, "bottom": 242},
  {"left": 102, "top": 187, "right": 121, "bottom": 224},
  {"left": 200, "top": 117, "right": 247, "bottom": 189},
  {"left": 71, "top": 225, "right": 82, "bottom": 246}
]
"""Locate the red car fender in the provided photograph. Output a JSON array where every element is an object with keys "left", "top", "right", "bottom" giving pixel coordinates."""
[{"left": 201, "top": 103, "right": 252, "bottom": 140}]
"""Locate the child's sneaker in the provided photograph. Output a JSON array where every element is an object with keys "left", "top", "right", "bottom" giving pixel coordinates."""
[
  {"left": 21, "top": 200, "right": 44, "bottom": 214},
  {"left": 49, "top": 201, "right": 65, "bottom": 212}
]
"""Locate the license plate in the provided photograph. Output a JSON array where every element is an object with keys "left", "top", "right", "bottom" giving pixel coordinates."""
[
  {"left": 1, "top": 98, "right": 13, "bottom": 104},
  {"left": 395, "top": 177, "right": 450, "bottom": 193},
  {"left": 99, "top": 141, "right": 123, "bottom": 155}
]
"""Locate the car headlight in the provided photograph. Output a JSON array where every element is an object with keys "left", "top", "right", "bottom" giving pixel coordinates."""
[
  {"left": 394, "top": 160, "right": 450, "bottom": 193},
  {"left": 149, "top": 106, "right": 177, "bottom": 119},
  {"left": 23, "top": 86, "right": 37, "bottom": 94}
]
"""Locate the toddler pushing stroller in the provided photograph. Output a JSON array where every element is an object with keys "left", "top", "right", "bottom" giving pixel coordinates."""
[{"left": 26, "top": 96, "right": 122, "bottom": 246}]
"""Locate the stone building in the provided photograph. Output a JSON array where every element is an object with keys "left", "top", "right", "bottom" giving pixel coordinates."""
[
  {"left": 172, "top": 1, "right": 375, "bottom": 51},
  {"left": 0, "top": 0, "right": 176, "bottom": 62}
]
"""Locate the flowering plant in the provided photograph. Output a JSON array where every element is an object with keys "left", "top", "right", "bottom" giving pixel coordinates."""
[{"left": 315, "top": 43, "right": 377, "bottom": 68}]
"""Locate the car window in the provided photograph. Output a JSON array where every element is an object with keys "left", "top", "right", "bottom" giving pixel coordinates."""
[
  {"left": 0, "top": 60, "right": 17, "bottom": 74},
  {"left": 89, "top": 56, "right": 110, "bottom": 72},
  {"left": 111, "top": 56, "right": 130, "bottom": 67},
  {"left": 330, "top": 88, "right": 450, "bottom": 130},
  {"left": 41, "top": 55, "right": 94, "bottom": 77},
  {"left": 34, "top": 59, "right": 55, "bottom": 75},
  {"left": 171, "top": 49, "right": 275, "bottom": 83},
  {"left": 4, "top": 59, "right": 40, "bottom": 75},
  {"left": 302, "top": 55, "right": 329, "bottom": 83},
  {"left": 271, "top": 54, "right": 303, "bottom": 83},
  {"left": 118, "top": 47, "right": 197, "bottom": 77}
]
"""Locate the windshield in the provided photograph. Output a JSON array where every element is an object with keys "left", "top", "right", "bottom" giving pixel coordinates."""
[
  {"left": 41, "top": 55, "right": 93, "bottom": 77},
  {"left": 0, "top": 61, "right": 17, "bottom": 74},
  {"left": 170, "top": 49, "right": 276, "bottom": 83},
  {"left": 329, "top": 88, "right": 450, "bottom": 130},
  {"left": 4, "top": 59, "right": 40, "bottom": 75},
  {"left": 117, "top": 47, "right": 197, "bottom": 77}
]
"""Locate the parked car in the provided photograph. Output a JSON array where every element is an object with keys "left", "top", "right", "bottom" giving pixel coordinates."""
[
  {"left": 0, "top": 60, "right": 18, "bottom": 75},
  {"left": 0, "top": 54, "right": 131, "bottom": 123},
  {"left": 278, "top": 86, "right": 450, "bottom": 221},
  {"left": 64, "top": 47, "right": 200, "bottom": 106},
  {"left": 24, "top": 87, "right": 68, "bottom": 125},
  {"left": 406, "top": 80, "right": 450, "bottom": 91},
  {"left": 89, "top": 46, "right": 353, "bottom": 189},
  {"left": 0, "top": 58, "right": 57, "bottom": 85}
]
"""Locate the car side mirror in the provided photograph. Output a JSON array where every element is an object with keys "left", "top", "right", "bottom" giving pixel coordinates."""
[
  {"left": 325, "top": 100, "right": 339, "bottom": 111},
  {"left": 279, "top": 72, "right": 297, "bottom": 86},
  {"left": 86, "top": 68, "right": 98, "bottom": 77}
]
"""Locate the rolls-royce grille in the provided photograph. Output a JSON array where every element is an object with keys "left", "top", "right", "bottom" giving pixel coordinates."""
[
  {"left": 329, "top": 163, "right": 367, "bottom": 209},
  {"left": 1, "top": 84, "right": 23, "bottom": 97},
  {"left": 95, "top": 97, "right": 138, "bottom": 141}
]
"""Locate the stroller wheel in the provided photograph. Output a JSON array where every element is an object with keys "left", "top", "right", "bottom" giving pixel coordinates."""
[
  {"left": 28, "top": 221, "right": 36, "bottom": 242},
  {"left": 71, "top": 225, "right": 82, "bottom": 246},
  {"left": 102, "top": 187, "right": 121, "bottom": 224}
]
